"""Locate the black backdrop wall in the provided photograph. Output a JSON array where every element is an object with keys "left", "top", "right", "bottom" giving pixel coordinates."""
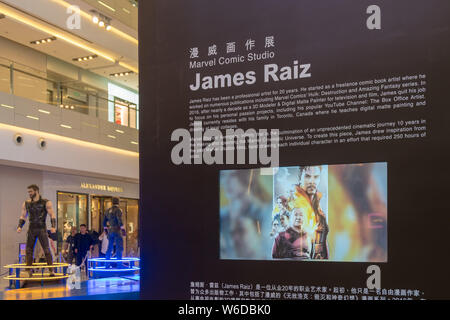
[{"left": 139, "top": 0, "right": 450, "bottom": 299}]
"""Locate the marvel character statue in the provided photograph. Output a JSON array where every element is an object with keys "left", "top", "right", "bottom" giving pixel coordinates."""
[
  {"left": 17, "top": 184, "right": 56, "bottom": 276},
  {"left": 103, "top": 197, "right": 126, "bottom": 267}
]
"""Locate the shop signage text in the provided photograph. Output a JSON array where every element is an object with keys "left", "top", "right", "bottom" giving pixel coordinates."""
[{"left": 80, "top": 182, "right": 124, "bottom": 193}]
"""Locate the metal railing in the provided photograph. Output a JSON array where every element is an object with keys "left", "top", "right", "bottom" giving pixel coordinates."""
[{"left": 0, "top": 56, "right": 139, "bottom": 129}]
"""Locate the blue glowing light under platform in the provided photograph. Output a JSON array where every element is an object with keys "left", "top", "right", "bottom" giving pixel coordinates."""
[
  {"left": 87, "top": 257, "right": 140, "bottom": 279},
  {"left": 89, "top": 258, "right": 140, "bottom": 263},
  {"left": 88, "top": 267, "right": 140, "bottom": 272}
]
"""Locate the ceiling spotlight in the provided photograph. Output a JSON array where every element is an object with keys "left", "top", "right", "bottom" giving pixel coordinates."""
[
  {"left": 31, "top": 37, "right": 57, "bottom": 45},
  {"left": 90, "top": 10, "right": 113, "bottom": 30},
  {"left": 70, "top": 106, "right": 75, "bottom": 110},
  {"left": 110, "top": 71, "right": 134, "bottom": 77},
  {"left": 73, "top": 55, "right": 98, "bottom": 62}
]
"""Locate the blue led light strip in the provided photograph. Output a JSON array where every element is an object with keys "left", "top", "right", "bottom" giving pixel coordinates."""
[
  {"left": 88, "top": 267, "right": 140, "bottom": 272},
  {"left": 88, "top": 258, "right": 140, "bottom": 263}
]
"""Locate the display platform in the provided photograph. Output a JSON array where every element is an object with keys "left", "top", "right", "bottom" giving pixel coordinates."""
[
  {"left": 88, "top": 257, "right": 140, "bottom": 278},
  {"left": 0, "top": 275, "right": 140, "bottom": 300},
  {"left": 3, "top": 262, "right": 70, "bottom": 289}
]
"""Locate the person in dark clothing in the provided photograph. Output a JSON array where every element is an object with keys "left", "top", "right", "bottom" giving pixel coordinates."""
[
  {"left": 74, "top": 224, "right": 93, "bottom": 274},
  {"left": 17, "top": 184, "right": 56, "bottom": 277},
  {"left": 63, "top": 227, "right": 77, "bottom": 264},
  {"left": 103, "top": 197, "right": 126, "bottom": 268},
  {"left": 89, "top": 230, "right": 100, "bottom": 257}
]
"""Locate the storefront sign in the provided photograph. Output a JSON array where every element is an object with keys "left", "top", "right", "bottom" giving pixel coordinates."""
[{"left": 80, "top": 182, "right": 124, "bottom": 193}]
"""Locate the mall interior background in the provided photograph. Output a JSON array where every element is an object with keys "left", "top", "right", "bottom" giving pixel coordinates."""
[{"left": 0, "top": 0, "right": 140, "bottom": 294}]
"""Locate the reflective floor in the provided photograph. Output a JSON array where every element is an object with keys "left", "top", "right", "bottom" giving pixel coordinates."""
[{"left": 0, "top": 275, "right": 140, "bottom": 300}]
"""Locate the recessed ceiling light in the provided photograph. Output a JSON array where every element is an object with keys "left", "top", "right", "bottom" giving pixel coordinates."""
[
  {"left": 30, "top": 37, "right": 57, "bottom": 45},
  {"left": 60, "top": 124, "right": 72, "bottom": 129},
  {"left": 110, "top": 71, "right": 134, "bottom": 77},
  {"left": 73, "top": 55, "right": 98, "bottom": 62},
  {"left": 90, "top": 10, "right": 113, "bottom": 32}
]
